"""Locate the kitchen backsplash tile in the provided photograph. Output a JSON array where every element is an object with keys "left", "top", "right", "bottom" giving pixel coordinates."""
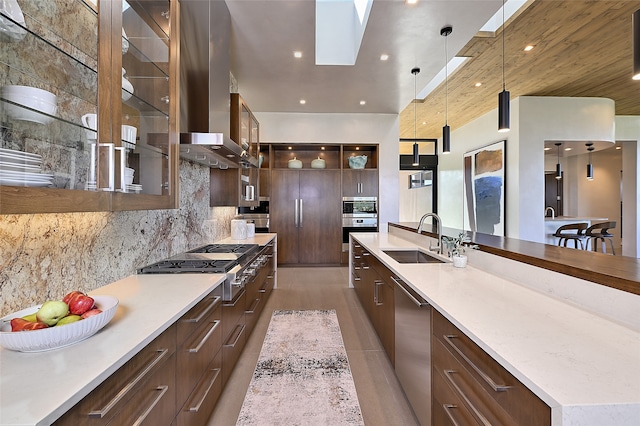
[{"left": 0, "top": 160, "right": 235, "bottom": 317}]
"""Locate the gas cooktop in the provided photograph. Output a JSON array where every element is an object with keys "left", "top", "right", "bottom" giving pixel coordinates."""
[
  {"left": 188, "top": 244, "right": 258, "bottom": 255},
  {"left": 138, "top": 258, "right": 238, "bottom": 274}
]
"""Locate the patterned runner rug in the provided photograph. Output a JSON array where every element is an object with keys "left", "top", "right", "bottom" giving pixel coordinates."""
[{"left": 236, "top": 309, "right": 364, "bottom": 425}]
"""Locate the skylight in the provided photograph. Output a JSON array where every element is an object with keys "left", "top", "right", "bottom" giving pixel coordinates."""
[{"left": 315, "top": 0, "right": 374, "bottom": 66}]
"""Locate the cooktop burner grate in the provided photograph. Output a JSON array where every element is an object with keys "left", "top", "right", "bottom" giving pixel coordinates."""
[
  {"left": 138, "top": 258, "right": 237, "bottom": 274},
  {"left": 188, "top": 244, "right": 259, "bottom": 255}
]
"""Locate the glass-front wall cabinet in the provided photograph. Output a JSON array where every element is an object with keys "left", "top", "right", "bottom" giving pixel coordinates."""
[{"left": 0, "top": 0, "right": 178, "bottom": 214}]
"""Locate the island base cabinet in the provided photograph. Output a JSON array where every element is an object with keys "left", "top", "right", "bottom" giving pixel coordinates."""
[
  {"left": 432, "top": 310, "right": 551, "bottom": 426},
  {"left": 53, "top": 325, "right": 177, "bottom": 426}
]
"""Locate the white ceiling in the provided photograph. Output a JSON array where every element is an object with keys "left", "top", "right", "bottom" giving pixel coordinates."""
[{"left": 225, "top": 0, "right": 503, "bottom": 115}]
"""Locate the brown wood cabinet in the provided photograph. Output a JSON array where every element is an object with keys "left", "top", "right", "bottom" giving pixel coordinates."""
[
  {"left": 271, "top": 169, "right": 342, "bottom": 265},
  {"left": 350, "top": 241, "right": 394, "bottom": 364},
  {"left": 54, "top": 324, "right": 177, "bottom": 425},
  {"left": 1, "top": 0, "right": 180, "bottom": 214},
  {"left": 342, "top": 169, "right": 379, "bottom": 197},
  {"left": 210, "top": 94, "right": 260, "bottom": 207},
  {"left": 432, "top": 309, "right": 551, "bottom": 426}
]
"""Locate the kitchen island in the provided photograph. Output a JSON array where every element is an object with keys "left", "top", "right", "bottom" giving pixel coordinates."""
[
  {"left": 543, "top": 216, "right": 608, "bottom": 245},
  {"left": 349, "top": 227, "right": 640, "bottom": 425}
]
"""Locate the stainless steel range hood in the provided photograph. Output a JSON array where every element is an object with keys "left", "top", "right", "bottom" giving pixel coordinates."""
[{"left": 179, "top": 0, "right": 257, "bottom": 169}]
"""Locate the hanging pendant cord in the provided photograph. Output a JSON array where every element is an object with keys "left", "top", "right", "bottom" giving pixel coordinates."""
[
  {"left": 414, "top": 72, "right": 417, "bottom": 139},
  {"left": 502, "top": 0, "right": 506, "bottom": 91},
  {"left": 445, "top": 33, "right": 448, "bottom": 125}
]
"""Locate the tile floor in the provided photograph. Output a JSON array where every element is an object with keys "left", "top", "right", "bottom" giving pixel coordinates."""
[{"left": 206, "top": 266, "right": 419, "bottom": 426}]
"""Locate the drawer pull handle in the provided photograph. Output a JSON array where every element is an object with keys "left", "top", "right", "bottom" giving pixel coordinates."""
[
  {"left": 443, "top": 404, "right": 461, "bottom": 426},
  {"left": 362, "top": 252, "right": 371, "bottom": 256},
  {"left": 444, "top": 335, "right": 510, "bottom": 392},
  {"left": 443, "top": 370, "right": 492, "bottom": 426},
  {"left": 246, "top": 297, "right": 261, "bottom": 314},
  {"left": 132, "top": 385, "right": 169, "bottom": 426},
  {"left": 89, "top": 348, "right": 169, "bottom": 418},
  {"left": 189, "top": 368, "right": 221, "bottom": 412},
  {"left": 224, "top": 324, "right": 245, "bottom": 348},
  {"left": 183, "top": 296, "right": 221, "bottom": 323},
  {"left": 188, "top": 320, "right": 221, "bottom": 353}
]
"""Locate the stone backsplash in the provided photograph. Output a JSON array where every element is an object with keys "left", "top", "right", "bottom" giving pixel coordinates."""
[{"left": 0, "top": 160, "right": 236, "bottom": 317}]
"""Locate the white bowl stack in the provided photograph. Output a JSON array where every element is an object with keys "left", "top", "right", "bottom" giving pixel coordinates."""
[
  {"left": 1, "top": 85, "right": 57, "bottom": 124},
  {"left": 0, "top": 147, "right": 53, "bottom": 187}
]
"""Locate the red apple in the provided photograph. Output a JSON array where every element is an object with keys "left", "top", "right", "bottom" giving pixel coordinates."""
[
  {"left": 81, "top": 309, "right": 102, "bottom": 319},
  {"left": 66, "top": 292, "right": 95, "bottom": 315},
  {"left": 62, "top": 291, "right": 83, "bottom": 305},
  {"left": 10, "top": 318, "right": 47, "bottom": 331}
]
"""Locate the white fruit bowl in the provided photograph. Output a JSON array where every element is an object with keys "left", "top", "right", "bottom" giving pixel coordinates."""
[
  {"left": 1, "top": 85, "right": 57, "bottom": 124},
  {"left": 0, "top": 295, "right": 118, "bottom": 352}
]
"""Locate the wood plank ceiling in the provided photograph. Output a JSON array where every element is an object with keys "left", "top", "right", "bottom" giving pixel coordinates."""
[{"left": 399, "top": 0, "right": 640, "bottom": 140}]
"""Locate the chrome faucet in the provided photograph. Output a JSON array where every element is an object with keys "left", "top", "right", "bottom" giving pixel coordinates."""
[
  {"left": 545, "top": 206, "right": 555, "bottom": 219},
  {"left": 417, "top": 213, "right": 442, "bottom": 254}
]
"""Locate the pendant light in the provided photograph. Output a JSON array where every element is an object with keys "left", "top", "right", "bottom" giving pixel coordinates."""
[
  {"left": 441, "top": 25, "right": 452, "bottom": 154},
  {"left": 555, "top": 142, "right": 562, "bottom": 180},
  {"left": 586, "top": 143, "right": 594, "bottom": 180},
  {"left": 411, "top": 67, "right": 420, "bottom": 166},
  {"left": 498, "top": 0, "right": 510, "bottom": 132},
  {"left": 634, "top": 9, "right": 640, "bottom": 80}
]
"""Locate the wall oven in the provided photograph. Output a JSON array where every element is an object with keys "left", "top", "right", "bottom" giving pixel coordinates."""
[{"left": 342, "top": 197, "right": 378, "bottom": 251}]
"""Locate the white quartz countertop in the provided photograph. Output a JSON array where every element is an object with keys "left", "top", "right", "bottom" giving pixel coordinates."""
[
  {"left": 544, "top": 216, "right": 608, "bottom": 222},
  {"left": 216, "top": 232, "right": 276, "bottom": 246},
  {"left": 351, "top": 231, "right": 640, "bottom": 426},
  {"left": 0, "top": 273, "right": 225, "bottom": 426}
]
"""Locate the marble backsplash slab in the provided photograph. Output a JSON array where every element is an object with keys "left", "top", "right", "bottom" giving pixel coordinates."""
[{"left": 0, "top": 160, "right": 236, "bottom": 317}]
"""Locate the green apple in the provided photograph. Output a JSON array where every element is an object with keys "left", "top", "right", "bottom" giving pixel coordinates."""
[
  {"left": 55, "top": 315, "right": 82, "bottom": 326},
  {"left": 21, "top": 313, "right": 38, "bottom": 322},
  {"left": 36, "top": 301, "right": 69, "bottom": 326}
]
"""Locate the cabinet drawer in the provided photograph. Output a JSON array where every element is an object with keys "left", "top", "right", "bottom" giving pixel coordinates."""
[
  {"left": 245, "top": 296, "right": 262, "bottom": 336},
  {"left": 176, "top": 350, "right": 223, "bottom": 426},
  {"left": 432, "top": 310, "right": 550, "bottom": 426},
  {"left": 176, "top": 305, "right": 222, "bottom": 410},
  {"left": 55, "top": 325, "right": 177, "bottom": 425},
  {"left": 222, "top": 289, "right": 246, "bottom": 340},
  {"left": 177, "top": 289, "right": 222, "bottom": 345},
  {"left": 106, "top": 352, "right": 177, "bottom": 426},
  {"left": 222, "top": 322, "right": 247, "bottom": 385},
  {"left": 432, "top": 364, "right": 484, "bottom": 426}
]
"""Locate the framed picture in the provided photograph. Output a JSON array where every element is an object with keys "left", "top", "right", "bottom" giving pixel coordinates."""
[{"left": 463, "top": 140, "right": 506, "bottom": 236}]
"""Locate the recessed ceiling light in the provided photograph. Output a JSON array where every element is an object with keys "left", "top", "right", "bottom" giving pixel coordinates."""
[
  {"left": 422, "top": 121, "right": 427, "bottom": 125},
  {"left": 475, "top": 82, "right": 482, "bottom": 87},
  {"left": 299, "top": 99, "right": 306, "bottom": 105},
  {"left": 524, "top": 45, "right": 535, "bottom": 52},
  {"left": 380, "top": 54, "right": 389, "bottom": 61},
  {"left": 321, "top": 146, "right": 325, "bottom": 150},
  {"left": 616, "top": 146, "right": 621, "bottom": 150},
  {"left": 405, "top": 0, "right": 418, "bottom": 4},
  {"left": 544, "top": 147, "right": 551, "bottom": 151},
  {"left": 288, "top": 146, "right": 292, "bottom": 150},
  {"left": 359, "top": 100, "right": 366, "bottom": 105},
  {"left": 293, "top": 51, "right": 302, "bottom": 58},
  {"left": 564, "top": 147, "right": 572, "bottom": 151}
]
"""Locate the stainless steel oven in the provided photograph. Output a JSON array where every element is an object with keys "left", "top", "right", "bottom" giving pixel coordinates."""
[{"left": 342, "top": 197, "right": 377, "bottom": 251}]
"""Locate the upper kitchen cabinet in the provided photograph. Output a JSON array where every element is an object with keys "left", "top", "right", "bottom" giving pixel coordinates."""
[
  {"left": 342, "top": 145, "right": 378, "bottom": 197},
  {"left": 210, "top": 93, "right": 259, "bottom": 207},
  {"left": 0, "top": 0, "right": 179, "bottom": 214}
]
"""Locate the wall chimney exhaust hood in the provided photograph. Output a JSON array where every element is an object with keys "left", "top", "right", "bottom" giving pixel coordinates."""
[{"left": 179, "top": 0, "right": 258, "bottom": 169}]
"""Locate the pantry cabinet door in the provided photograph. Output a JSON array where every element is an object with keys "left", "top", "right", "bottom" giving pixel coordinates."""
[
  {"left": 298, "top": 170, "right": 341, "bottom": 264},
  {"left": 270, "top": 170, "right": 300, "bottom": 264}
]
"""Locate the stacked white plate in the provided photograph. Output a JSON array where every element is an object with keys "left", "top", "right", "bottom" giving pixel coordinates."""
[
  {"left": 0, "top": 148, "right": 53, "bottom": 187},
  {"left": 126, "top": 183, "right": 142, "bottom": 193}
]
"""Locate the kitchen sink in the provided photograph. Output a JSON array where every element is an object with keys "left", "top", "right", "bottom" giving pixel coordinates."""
[{"left": 382, "top": 249, "right": 446, "bottom": 264}]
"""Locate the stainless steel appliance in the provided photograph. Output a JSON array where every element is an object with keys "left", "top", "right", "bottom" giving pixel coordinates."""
[
  {"left": 392, "top": 274, "right": 431, "bottom": 425},
  {"left": 342, "top": 196, "right": 378, "bottom": 251},
  {"left": 137, "top": 243, "right": 263, "bottom": 301},
  {"left": 236, "top": 213, "right": 269, "bottom": 233}
]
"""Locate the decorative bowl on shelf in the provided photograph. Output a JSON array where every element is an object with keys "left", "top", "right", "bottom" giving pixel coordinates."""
[
  {"left": 0, "top": 295, "right": 119, "bottom": 352},
  {"left": 348, "top": 155, "right": 368, "bottom": 169},
  {"left": 288, "top": 157, "right": 302, "bottom": 169},
  {"left": 1, "top": 85, "right": 57, "bottom": 124},
  {"left": 121, "top": 68, "right": 134, "bottom": 101},
  {"left": 311, "top": 156, "right": 326, "bottom": 169},
  {"left": 259, "top": 154, "right": 264, "bottom": 168}
]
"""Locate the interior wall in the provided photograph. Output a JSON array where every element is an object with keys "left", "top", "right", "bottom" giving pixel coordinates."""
[
  {"left": 0, "top": 161, "right": 234, "bottom": 317},
  {"left": 439, "top": 96, "right": 616, "bottom": 244},
  {"left": 398, "top": 171, "right": 433, "bottom": 222},
  {"left": 255, "top": 112, "right": 400, "bottom": 228},
  {"left": 615, "top": 116, "right": 640, "bottom": 257}
]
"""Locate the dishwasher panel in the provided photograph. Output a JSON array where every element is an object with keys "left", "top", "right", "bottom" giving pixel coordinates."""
[{"left": 393, "top": 275, "right": 431, "bottom": 425}]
